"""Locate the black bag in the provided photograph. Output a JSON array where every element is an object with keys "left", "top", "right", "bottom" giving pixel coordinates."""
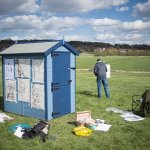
[
  {"left": 32, "top": 120, "right": 49, "bottom": 133},
  {"left": 22, "top": 128, "right": 36, "bottom": 139},
  {"left": 22, "top": 120, "right": 50, "bottom": 142}
]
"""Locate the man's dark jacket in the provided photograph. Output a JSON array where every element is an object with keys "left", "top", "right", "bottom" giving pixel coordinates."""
[{"left": 94, "top": 61, "right": 107, "bottom": 77}]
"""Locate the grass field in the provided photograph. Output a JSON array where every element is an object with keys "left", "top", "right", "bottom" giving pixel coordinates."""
[{"left": 0, "top": 55, "right": 150, "bottom": 150}]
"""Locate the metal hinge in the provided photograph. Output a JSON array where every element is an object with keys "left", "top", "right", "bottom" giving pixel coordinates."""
[{"left": 51, "top": 82, "right": 60, "bottom": 91}]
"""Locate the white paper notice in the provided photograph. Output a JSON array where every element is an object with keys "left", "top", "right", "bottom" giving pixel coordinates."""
[
  {"left": 5, "top": 80, "right": 16, "bottom": 102},
  {"left": 18, "top": 78, "right": 30, "bottom": 102},
  {"left": 32, "top": 59, "right": 44, "bottom": 83},
  {"left": 15, "top": 59, "right": 30, "bottom": 78},
  {"left": 5, "top": 59, "right": 14, "bottom": 79},
  {"left": 31, "top": 83, "right": 44, "bottom": 110}
]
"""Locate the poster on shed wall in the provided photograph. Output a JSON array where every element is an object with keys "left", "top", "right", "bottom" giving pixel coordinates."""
[
  {"left": 31, "top": 83, "right": 44, "bottom": 110},
  {"left": 32, "top": 59, "right": 44, "bottom": 83},
  {"left": 5, "top": 59, "right": 14, "bottom": 79},
  {"left": 18, "top": 78, "right": 30, "bottom": 102},
  {"left": 5, "top": 80, "right": 16, "bottom": 102},
  {"left": 15, "top": 59, "right": 30, "bottom": 78}
]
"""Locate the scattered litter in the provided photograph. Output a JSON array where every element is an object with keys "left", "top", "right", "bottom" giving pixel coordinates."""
[
  {"left": 95, "top": 123, "right": 111, "bottom": 132},
  {"left": 76, "top": 110, "right": 95, "bottom": 126},
  {"left": 9, "top": 124, "right": 31, "bottom": 132},
  {"left": 120, "top": 113, "right": 145, "bottom": 121},
  {"left": 95, "top": 119, "right": 105, "bottom": 124},
  {"left": 74, "top": 110, "right": 112, "bottom": 135},
  {"left": 86, "top": 119, "right": 111, "bottom": 132},
  {"left": 106, "top": 107, "right": 145, "bottom": 121},
  {"left": 14, "top": 126, "right": 24, "bottom": 138},
  {"left": 72, "top": 126, "right": 92, "bottom": 137},
  {"left": 11, "top": 120, "right": 50, "bottom": 142},
  {"left": 0, "top": 113, "right": 14, "bottom": 123}
]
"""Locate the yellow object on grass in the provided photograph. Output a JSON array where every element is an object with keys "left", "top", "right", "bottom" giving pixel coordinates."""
[{"left": 73, "top": 126, "right": 92, "bottom": 137}]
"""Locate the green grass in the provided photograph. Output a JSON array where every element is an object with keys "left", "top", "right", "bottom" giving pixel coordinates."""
[
  {"left": 0, "top": 55, "right": 150, "bottom": 150},
  {"left": 77, "top": 54, "right": 150, "bottom": 72}
]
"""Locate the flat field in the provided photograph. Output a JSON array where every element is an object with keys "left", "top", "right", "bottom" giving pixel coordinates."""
[{"left": 0, "top": 55, "right": 150, "bottom": 150}]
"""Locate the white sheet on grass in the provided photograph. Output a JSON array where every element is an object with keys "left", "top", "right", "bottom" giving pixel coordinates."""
[
  {"left": 106, "top": 107, "right": 144, "bottom": 121},
  {"left": 0, "top": 113, "right": 14, "bottom": 123},
  {"left": 95, "top": 123, "right": 111, "bottom": 131}
]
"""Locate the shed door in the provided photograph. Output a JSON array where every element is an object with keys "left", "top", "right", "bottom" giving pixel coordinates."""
[{"left": 52, "top": 52, "right": 71, "bottom": 118}]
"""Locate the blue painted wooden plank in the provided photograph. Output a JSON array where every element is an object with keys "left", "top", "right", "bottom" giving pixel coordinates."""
[
  {"left": 4, "top": 101, "right": 22, "bottom": 115},
  {"left": 23, "top": 102, "right": 45, "bottom": 119},
  {"left": 46, "top": 54, "right": 53, "bottom": 120},
  {"left": 70, "top": 53, "right": 76, "bottom": 113}
]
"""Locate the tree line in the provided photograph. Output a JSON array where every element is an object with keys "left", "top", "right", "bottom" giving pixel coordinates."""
[{"left": 0, "top": 39, "right": 150, "bottom": 56}]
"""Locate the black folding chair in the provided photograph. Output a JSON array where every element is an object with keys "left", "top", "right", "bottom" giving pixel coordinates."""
[
  {"left": 141, "top": 90, "right": 150, "bottom": 116},
  {"left": 132, "top": 95, "right": 142, "bottom": 112},
  {"left": 132, "top": 90, "right": 150, "bottom": 117}
]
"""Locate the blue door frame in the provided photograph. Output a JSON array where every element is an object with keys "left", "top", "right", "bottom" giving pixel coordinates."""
[{"left": 52, "top": 52, "right": 71, "bottom": 118}]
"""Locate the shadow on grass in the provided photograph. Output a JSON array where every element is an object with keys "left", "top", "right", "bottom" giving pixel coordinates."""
[
  {"left": 133, "top": 110, "right": 146, "bottom": 117},
  {"left": 0, "top": 96, "right": 4, "bottom": 111},
  {"left": 77, "top": 90, "right": 97, "bottom": 97},
  {"left": 68, "top": 121, "right": 76, "bottom": 126}
]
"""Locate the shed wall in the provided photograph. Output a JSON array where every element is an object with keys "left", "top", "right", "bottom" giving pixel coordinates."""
[{"left": 2, "top": 55, "right": 46, "bottom": 119}]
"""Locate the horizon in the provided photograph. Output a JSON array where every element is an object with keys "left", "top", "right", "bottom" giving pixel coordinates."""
[{"left": 1, "top": 39, "right": 150, "bottom": 47}]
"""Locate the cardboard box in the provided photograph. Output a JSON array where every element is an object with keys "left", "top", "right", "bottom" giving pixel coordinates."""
[
  {"left": 76, "top": 110, "right": 97, "bottom": 126},
  {"left": 76, "top": 110, "right": 91, "bottom": 122}
]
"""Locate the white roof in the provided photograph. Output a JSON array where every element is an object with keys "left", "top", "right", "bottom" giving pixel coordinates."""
[{"left": 0, "top": 41, "right": 59, "bottom": 54}]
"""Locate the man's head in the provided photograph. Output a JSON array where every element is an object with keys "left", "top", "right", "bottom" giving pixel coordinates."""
[{"left": 97, "top": 58, "right": 101, "bottom": 62}]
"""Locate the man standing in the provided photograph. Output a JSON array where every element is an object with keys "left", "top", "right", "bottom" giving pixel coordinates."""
[{"left": 94, "top": 58, "right": 110, "bottom": 99}]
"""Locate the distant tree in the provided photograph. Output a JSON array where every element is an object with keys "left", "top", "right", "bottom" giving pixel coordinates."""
[{"left": 0, "top": 39, "right": 15, "bottom": 51}]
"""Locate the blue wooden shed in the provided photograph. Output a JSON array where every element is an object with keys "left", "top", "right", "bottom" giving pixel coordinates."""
[{"left": 0, "top": 40, "right": 79, "bottom": 120}]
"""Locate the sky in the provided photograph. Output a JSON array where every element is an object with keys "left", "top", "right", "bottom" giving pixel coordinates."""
[{"left": 0, "top": 0, "right": 150, "bottom": 44}]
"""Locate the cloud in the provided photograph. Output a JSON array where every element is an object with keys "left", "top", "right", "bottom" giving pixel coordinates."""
[
  {"left": 96, "top": 33, "right": 149, "bottom": 45},
  {"left": 132, "top": 0, "right": 150, "bottom": 19},
  {"left": 43, "top": 16, "right": 84, "bottom": 31},
  {"left": 96, "top": 33, "right": 116, "bottom": 40},
  {"left": 0, "top": 15, "right": 43, "bottom": 31},
  {"left": 40, "top": 0, "right": 128, "bottom": 13},
  {"left": 2, "top": 31, "right": 58, "bottom": 41},
  {"left": 0, "top": 0, "right": 39, "bottom": 15},
  {"left": 88, "top": 18, "right": 120, "bottom": 26},
  {"left": 0, "top": 15, "right": 84, "bottom": 32},
  {"left": 22, "top": 31, "right": 58, "bottom": 40},
  {"left": 0, "top": 0, "right": 129, "bottom": 15},
  {"left": 122, "top": 20, "right": 150, "bottom": 30},
  {"left": 65, "top": 34, "right": 92, "bottom": 42},
  {"left": 116, "top": 6, "right": 129, "bottom": 12},
  {"left": 88, "top": 18, "right": 150, "bottom": 32},
  {"left": 0, "top": 15, "right": 84, "bottom": 42},
  {"left": 0, "top": 14, "right": 149, "bottom": 44},
  {"left": 87, "top": 18, "right": 122, "bottom": 33},
  {"left": 89, "top": 18, "right": 150, "bottom": 44}
]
